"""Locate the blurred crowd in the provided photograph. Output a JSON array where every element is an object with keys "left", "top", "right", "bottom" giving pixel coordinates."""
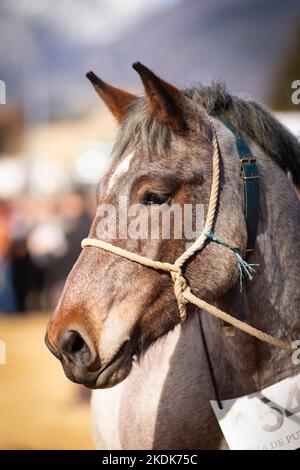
[{"left": 0, "top": 188, "right": 95, "bottom": 314}]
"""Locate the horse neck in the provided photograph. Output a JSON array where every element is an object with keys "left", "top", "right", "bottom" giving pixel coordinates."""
[{"left": 238, "top": 143, "right": 300, "bottom": 386}]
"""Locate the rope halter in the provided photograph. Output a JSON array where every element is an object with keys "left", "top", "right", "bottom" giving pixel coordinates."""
[{"left": 81, "top": 120, "right": 295, "bottom": 353}]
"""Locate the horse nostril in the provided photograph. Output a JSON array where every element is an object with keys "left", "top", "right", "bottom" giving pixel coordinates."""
[
  {"left": 58, "top": 330, "right": 92, "bottom": 366},
  {"left": 45, "top": 332, "right": 62, "bottom": 360}
]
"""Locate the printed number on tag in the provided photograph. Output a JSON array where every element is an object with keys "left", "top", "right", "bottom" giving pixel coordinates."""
[{"left": 211, "top": 373, "right": 300, "bottom": 450}]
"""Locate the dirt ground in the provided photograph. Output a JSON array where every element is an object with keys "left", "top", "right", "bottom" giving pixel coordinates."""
[{"left": 0, "top": 313, "right": 94, "bottom": 449}]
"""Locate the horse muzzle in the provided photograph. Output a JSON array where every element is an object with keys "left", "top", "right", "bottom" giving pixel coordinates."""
[{"left": 45, "top": 331, "right": 133, "bottom": 388}]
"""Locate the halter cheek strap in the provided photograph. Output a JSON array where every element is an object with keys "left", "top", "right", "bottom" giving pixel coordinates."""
[
  {"left": 217, "top": 115, "right": 260, "bottom": 255},
  {"left": 81, "top": 120, "right": 294, "bottom": 353}
]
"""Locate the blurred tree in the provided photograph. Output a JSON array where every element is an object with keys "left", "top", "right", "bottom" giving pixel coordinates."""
[{"left": 271, "top": 18, "right": 300, "bottom": 110}]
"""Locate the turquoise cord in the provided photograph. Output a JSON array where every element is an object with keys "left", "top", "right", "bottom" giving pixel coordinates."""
[{"left": 203, "top": 230, "right": 258, "bottom": 291}]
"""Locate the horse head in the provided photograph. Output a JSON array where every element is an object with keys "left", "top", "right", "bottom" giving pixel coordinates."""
[{"left": 45, "top": 63, "right": 247, "bottom": 388}]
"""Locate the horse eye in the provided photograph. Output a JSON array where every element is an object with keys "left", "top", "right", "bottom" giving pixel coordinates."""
[{"left": 142, "top": 192, "right": 170, "bottom": 205}]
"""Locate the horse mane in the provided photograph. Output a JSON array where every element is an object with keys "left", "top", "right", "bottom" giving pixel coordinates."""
[
  {"left": 115, "top": 81, "right": 300, "bottom": 187},
  {"left": 185, "top": 82, "right": 300, "bottom": 187}
]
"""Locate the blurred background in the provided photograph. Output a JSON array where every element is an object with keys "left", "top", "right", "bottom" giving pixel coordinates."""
[{"left": 0, "top": 0, "right": 299, "bottom": 449}]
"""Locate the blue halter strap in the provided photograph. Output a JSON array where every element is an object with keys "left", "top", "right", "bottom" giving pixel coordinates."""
[{"left": 217, "top": 115, "right": 260, "bottom": 255}]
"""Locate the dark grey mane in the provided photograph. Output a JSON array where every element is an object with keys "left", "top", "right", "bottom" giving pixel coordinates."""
[{"left": 115, "top": 81, "right": 300, "bottom": 187}]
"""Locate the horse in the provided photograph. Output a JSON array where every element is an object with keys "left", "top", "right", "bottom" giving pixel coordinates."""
[{"left": 45, "top": 62, "right": 300, "bottom": 450}]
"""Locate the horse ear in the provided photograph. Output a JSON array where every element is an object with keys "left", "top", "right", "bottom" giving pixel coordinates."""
[
  {"left": 132, "top": 62, "right": 186, "bottom": 131},
  {"left": 86, "top": 71, "right": 137, "bottom": 122}
]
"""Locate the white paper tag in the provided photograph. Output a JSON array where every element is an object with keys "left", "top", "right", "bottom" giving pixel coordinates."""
[{"left": 210, "top": 373, "right": 300, "bottom": 450}]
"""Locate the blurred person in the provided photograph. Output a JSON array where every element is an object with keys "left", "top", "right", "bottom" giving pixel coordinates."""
[
  {"left": 9, "top": 198, "right": 47, "bottom": 313},
  {"left": 60, "top": 188, "right": 92, "bottom": 273},
  {"left": 37, "top": 189, "right": 92, "bottom": 308},
  {"left": 10, "top": 237, "right": 43, "bottom": 312},
  {"left": 0, "top": 203, "right": 16, "bottom": 313},
  {"left": 27, "top": 221, "right": 67, "bottom": 310}
]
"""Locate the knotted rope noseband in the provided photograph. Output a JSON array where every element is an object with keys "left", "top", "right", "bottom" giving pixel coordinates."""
[{"left": 82, "top": 121, "right": 294, "bottom": 353}]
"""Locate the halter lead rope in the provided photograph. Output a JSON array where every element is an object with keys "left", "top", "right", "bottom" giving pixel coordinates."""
[{"left": 81, "top": 120, "right": 295, "bottom": 354}]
